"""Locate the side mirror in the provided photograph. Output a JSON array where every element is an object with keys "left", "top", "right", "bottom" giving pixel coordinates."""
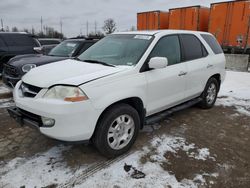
[
  {"left": 33, "top": 47, "right": 44, "bottom": 54},
  {"left": 148, "top": 57, "right": 168, "bottom": 69}
]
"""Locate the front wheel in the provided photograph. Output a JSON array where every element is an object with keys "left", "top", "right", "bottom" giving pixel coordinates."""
[
  {"left": 199, "top": 77, "right": 219, "bottom": 109},
  {"left": 93, "top": 104, "right": 140, "bottom": 158}
]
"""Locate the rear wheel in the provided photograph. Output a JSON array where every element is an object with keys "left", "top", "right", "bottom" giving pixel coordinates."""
[
  {"left": 199, "top": 77, "right": 219, "bottom": 109},
  {"left": 93, "top": 103, "right": 140, "bottom": 158}
]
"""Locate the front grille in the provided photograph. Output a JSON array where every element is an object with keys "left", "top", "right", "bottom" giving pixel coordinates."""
[
  {"left": 18, "top": 108, "right": 42, "bottom": 126},
  {"left": 20, "top": 82, "right": 42, "bottom": 98},
  {"left": 4, "top": 64, "right": 19, "bottom": 78}
]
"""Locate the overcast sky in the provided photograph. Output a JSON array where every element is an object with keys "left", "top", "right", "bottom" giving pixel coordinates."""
[{"left": 0, "top": 0, "right": 230, "bottom": 37}]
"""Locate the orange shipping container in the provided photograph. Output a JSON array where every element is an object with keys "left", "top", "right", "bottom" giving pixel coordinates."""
[
  {"left": 137, "top": 11, "right": 169, "bottom": 30},
  {"left": 209, "top": 0, "right": 250, "bottom": 52},
  {"left": 169, "top": 6, "right": 209, "bottom": 32}
]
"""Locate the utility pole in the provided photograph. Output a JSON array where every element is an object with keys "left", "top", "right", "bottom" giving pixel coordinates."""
[
  {"left": 86, "top": 21, "right": 89, "bottom": 36},
  {"left": 40, "top": 16, "right": 43, "bottom": 34},
  {"left": 1, "top": 19, "right": 4, "bottom": 31},
  {"left": 80, "top": 28, "right": 82, "bottom": 36},
  {"left": 95, "top": 21, "right": 97, "bottom": 35},
  {"left": 60, "top": 18, "right": 63, "bottom": 38}
]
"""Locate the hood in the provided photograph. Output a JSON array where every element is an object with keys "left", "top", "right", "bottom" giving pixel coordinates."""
[
  {"left": 8, "top": 54, "right": 68, "bottom": 67},
  {"left": 22, "top": 59, "right": 129, "bottom": 88}
]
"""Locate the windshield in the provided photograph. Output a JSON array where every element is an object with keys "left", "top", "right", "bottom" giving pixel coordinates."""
[
  {"left": 78, "top": 34, "right": 153, "bottom": 66},
  {"left": 48, "top": 41, "right": 81, "bottom": 57}
]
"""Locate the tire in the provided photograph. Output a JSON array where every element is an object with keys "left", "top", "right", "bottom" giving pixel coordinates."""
[
  {"left": 93, "top": 103, "right": 140, "bottom": 158},
  {"left": 199, "top": 77, "right": 219, "bottom": 109}
]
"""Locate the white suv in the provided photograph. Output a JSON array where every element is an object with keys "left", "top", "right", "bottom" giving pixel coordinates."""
[{"left": 8, "top": 30, "right": 226, "bottom": 157}]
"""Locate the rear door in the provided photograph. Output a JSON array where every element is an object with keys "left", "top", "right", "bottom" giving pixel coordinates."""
[
  {"left": 180, "top": 34, "right": 209, "bottom": 99},
  {"left": 145, "top": 35, "right": 187, "bottom": 115}
]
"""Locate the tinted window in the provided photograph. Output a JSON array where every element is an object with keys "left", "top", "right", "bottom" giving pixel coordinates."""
[
  {"left": 181, "top": 34, "right": 206, "bottom": 61},
  {"left": 201, "top": 34, "right": 223, "bottom": 54},
  {"left": 4, "top": 34, "right": 35, "bottom": 47},
  {"left": 0, "top": 37, "right": 6, "bottom": 48},
  {"left": 77, "top": 42, "right": 95, "bottom": 55},
  {"left": 149, "top": 35, "right": 181, "bottom": 66}
]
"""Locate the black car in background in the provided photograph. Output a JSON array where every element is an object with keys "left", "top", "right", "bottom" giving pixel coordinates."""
[
  {"left": 2, "top": 38, "right": 99, "bottom": 88},
  {"left": 38, "top": 38, "right": 62, "bottom": 55},
  {"left": 0, "top": 32, "right": 41, "bottom": 74}
]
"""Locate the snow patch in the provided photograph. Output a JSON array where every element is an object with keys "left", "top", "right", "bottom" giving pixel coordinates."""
[
  {"left": 217, "top": 71, "right": 250, "bottom": 116},
  {"left": 0, "top": 145, "right": 88, "bottom": 188},
  {"left": 0, "top": 85, "right": 10, "bottom": 94},
  {"left": 0, "top": 98, "right": 14, "bottom": 108}
]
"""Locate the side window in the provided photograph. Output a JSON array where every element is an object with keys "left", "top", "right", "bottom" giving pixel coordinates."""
[
  {"left": 201, "top": 34, "right": 223, "bottom": 54},
  {"left": 149, "top": 35, "right": 181, "bottom": 66},
  {"left": 4, "top": 34, "right": 35, "bottom": 47},
  {"left": 181, "top": 34, "right": 207, "bottom": 61}
]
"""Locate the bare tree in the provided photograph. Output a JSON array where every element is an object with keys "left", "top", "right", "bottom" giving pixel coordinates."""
[
  {"left": 12, "top": 26, "right": 18, "bottom": 32},
  {"left": 102, "top": 18, "right": 116, "bottom": 34}
]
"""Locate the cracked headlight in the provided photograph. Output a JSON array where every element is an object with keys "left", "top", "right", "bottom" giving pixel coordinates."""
[
  {"left": 43, "top": 86, "right": 88, "bottom": 102},
  {"left": 22, "top": 64, "right": 36, "bottom": 73}
]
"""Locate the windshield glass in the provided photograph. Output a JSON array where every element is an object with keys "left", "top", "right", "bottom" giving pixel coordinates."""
[
  {"left": 48, "top": 41, "right": 81, "bottom": 57},
  {"left": 78, "top": 34, "right": 153, "bottom": 66}
]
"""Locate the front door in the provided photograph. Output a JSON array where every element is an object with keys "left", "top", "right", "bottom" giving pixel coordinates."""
[{"left": 144, "top": 35, "right": 187, "bottom": 115}]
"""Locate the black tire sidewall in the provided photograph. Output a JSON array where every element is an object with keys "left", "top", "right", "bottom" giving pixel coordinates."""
[
  {"left": 93, "top": 104, "right": 140, "bottom": 158},
  {"left": 200, "top": 77, "right": 219, "bottom": 109}
]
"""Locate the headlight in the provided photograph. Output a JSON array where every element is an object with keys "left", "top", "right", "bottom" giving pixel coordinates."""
[
  {"left": 22, "top": 64, "right": 36, "bottom": 73},
  {"left": 43, "top": 85, "right": 88, "bottom": 102}
]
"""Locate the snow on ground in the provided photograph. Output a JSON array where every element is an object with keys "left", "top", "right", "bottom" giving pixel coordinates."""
[
  {"left": 217, "top": 71, "right": 250, "bottom": 116},
  {"left": 0, "top": 98, "right": 14, "bottom": 109},
  {"left": 0, "top": 145, "right": 91, "bottom": 188},
  {"left": 0, "top": 135, "right": 217, "bottom": 188},
  {"left": 0, "top": 70, "right": 249, "bottom": 187},
  {"left": 0, "top": 84, "right": 10, "bottom": 95},
  {"left": 75, "top": 135, "right": 216, "bottom": 188}
]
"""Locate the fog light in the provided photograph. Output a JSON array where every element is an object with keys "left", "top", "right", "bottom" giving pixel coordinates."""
[{"left": 41, "top": 117, "right": 55, "bottom": 127}]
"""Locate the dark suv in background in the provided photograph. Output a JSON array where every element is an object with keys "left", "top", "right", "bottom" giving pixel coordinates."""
[
  {"left": 0, "top": 32, "right": 41, "bottom": 74},
  {"left": 2, "top": 38, "right": 99, "bottom": 88}
]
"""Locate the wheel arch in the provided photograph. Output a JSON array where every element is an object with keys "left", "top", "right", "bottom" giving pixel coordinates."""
[
  {"left": 91, "top": 97, "right": 145, "bottom": 138},
  {"left": 210, "top": 73, "right": 221, "bottom": 90}
]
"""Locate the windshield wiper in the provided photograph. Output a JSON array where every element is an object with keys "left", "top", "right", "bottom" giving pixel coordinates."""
[{"left": 76, "top": 58, "right": 115, "bottom": 67}]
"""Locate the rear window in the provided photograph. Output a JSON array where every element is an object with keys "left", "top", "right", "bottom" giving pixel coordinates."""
[
  {"left": 201, "top": 34, "right": 223, "bottom": 54},
  {"left": 180, "top": 34, "right": 207, "bottom": 61},
  {"left": 4, "top": 34, "right": 36, "bottom": 47}
]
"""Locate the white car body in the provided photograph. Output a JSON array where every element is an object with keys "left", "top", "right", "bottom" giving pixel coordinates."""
[{"left": 12, "top": 30, "right": 226, "bottom": 142}]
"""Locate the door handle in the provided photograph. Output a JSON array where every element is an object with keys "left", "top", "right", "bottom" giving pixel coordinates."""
[
  {"left": 207, "top": 64, "right": 213, "bottom": 68},
  {"left": 178, "top": 71, "right": 187, "bottom": 76}
]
